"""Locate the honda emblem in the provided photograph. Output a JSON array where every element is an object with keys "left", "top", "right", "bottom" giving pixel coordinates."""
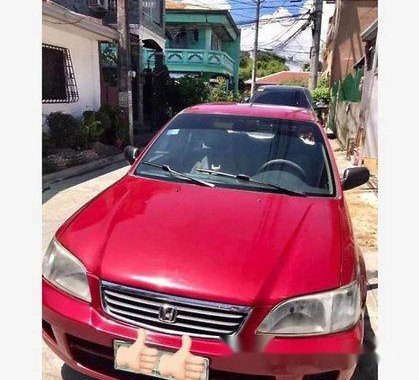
[{"left": 158, "top": 304, "right": 178, "bottom": 324}]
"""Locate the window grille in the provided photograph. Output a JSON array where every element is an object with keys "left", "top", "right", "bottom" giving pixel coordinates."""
[
  {"left": 42, "top": 43, "right": 79, "bottom": 103},
  {"left": 143, "top": 0, "right": 163, "bottom": 26}
]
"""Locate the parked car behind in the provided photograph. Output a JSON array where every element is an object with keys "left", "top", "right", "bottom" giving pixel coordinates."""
[
  {"left": 43, "top": 103, "right": 370, "bottom": 380},
  {"left": 249, "top": 85, "right": 315, "bottom": 110}
]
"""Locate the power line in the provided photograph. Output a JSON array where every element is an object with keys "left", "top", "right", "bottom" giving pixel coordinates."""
[
  {"left": 236, "top": 11, "right": 310, "bottom": 25},
  {"left": 165, "top": 11, "right": 309, "bottom": 32},
  {"left": 255, "top": 9, "right": 310, "bottom": 46}
]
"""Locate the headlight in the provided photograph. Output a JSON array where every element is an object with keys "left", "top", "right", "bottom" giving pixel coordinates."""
[
  {"left": 257, "top": 281, "right": 361, "bottom": 336},
  {"left": 42, "top": 238, "right": 91, "bottom": 302}
]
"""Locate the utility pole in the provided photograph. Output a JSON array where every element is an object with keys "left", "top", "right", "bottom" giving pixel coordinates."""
[
  {"left": 137, "top": 0, "right": 144, "bottom": 130},
  {"left": 250, "top": 0, "right": 262, "bottom": 97},
  {"left": 308, "top": 0, "right": 323, "bottom": 90},
  {"left": 117, "top": 0, "right": 134, "bottom": 144}
]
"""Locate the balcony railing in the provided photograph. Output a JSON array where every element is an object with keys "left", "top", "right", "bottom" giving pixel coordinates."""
[{"left": 144, "top": 49, "right": 235, "bottom": 77}]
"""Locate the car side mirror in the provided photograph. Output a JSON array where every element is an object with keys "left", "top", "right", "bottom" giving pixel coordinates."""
[
  {"left": 124, "top": 145, "right": 141, "bottom": 165},
  {"left": 342, "top": 167, "right": 370, "bottom": 190}
]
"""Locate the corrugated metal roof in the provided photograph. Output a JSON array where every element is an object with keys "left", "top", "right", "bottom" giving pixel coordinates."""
[{"left": 245, "top": 71, "right": 310, "bottom": 85}]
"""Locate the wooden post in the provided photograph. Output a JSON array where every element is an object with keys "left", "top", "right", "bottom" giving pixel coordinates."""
[
  {"left": 137, "top": 0, "right": 144, "bottom": 130},
  {"left": 308, "top": 0, "right": 323, "bottom": 90},
  {"left": 117, "top": 0, "right": 133, "bottom": 144},
  {"left": 250, "top": 0, "right": 261, "bottom": 97}
]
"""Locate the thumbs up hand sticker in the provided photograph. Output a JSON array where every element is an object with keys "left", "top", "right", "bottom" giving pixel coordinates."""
[
  {"left": 115, "top": 328, "right": 159, "bottom": 374},
  {"left": 159, "top": 335, "right": 206, "bottom": 380},
  {"left": 115, "top": 329, "right": 206, "bottom": 379}
]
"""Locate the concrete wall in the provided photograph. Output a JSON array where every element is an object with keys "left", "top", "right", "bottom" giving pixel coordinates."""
[
  {"left": 334, "top": 101, "right": 361, "bottom": 149},
  {"left": 42, "top": 23, "right": 102, "bottom": 125}
]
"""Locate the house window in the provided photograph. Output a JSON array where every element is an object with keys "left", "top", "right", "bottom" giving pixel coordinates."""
[
  {"left": 42, "top": 43, "right": 79, "bottom": 103},
  {"left": 143, "top": 0, "right": 163, "bottom": 26}
]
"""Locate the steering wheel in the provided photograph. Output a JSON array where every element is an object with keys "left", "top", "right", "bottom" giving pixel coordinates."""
[{"left": 257, "top": 159, "right": 307, "bottom": 181}]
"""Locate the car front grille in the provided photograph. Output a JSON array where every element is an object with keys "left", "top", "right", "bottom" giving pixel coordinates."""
[{"left": 101, "top": 281, "right": 251, "bottom": 339}]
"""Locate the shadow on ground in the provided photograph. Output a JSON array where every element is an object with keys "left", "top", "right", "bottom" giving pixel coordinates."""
[
  {"left": 351, "top": 308, "right": 378, "bottom": 380},
  {"left": 42, "top": 161, "right": 129, "bottom": 204}
]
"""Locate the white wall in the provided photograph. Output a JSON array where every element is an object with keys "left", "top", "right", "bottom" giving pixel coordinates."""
[
  {"left": 42, "top": 23, "right": 102, "bottom": 125},
  {"left": 363, "top": 74, "right": 378, "bottom": 158},
  {"left": 361, "top": 45, "right": 378, "bottom": 159}
]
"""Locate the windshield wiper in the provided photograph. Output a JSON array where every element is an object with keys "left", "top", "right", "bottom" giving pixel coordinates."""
[
  {"left": 141, "top": 161, "right": 215, "bottom": 188},
  {"left": 196, "top": 168, "right": 306, "bottom": 196}
]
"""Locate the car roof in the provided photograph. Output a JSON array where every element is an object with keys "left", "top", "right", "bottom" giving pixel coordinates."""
[
  {"left": 183, "top": 103, "right": 318, "bottom": 123},
  {"left": 256, "top": 85, "right": 309, "bottom": 92}
]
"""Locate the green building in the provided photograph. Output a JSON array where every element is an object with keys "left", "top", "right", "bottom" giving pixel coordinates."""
[{"left": 144, "top": 7, "right": 241, "bottom": 95}]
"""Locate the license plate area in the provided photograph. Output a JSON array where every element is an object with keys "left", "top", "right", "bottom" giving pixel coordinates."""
[{"left": 113, "top": 340, "right": 209, "bottom": 380}]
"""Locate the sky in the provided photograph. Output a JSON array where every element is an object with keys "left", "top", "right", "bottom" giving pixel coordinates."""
[{"left": 173, "top": 0, "right": 335, "bottom": 71}]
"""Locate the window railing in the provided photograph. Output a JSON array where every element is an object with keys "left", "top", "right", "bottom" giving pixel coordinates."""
[
  {"left": 107, "top": 0, "right": 163, "bottom": 27},
  {"left": 143, "top": 0, "right": 163, "bottom": 26},
  {"left": 42, "top": 44, "right": 79, "bottom": 103}
]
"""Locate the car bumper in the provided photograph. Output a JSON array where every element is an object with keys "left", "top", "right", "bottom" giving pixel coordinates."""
[{"left": 43, "top": 278, "right": 363, "bottom": 380}]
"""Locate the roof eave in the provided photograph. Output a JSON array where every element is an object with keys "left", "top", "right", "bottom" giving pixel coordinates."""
[
  {"left": 42, "top": 1, "right": 118, "bottom": 41},
  {"left": 166, "top": 8, "right": 240, "bottom": 36},
  {"left": 361, "top": 19, "right": 378, "bottom": 42}
]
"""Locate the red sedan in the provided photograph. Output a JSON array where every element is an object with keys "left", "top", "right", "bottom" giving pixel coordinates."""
[{"left": 43, "top": 103, "right": 370, "bottom": 380}]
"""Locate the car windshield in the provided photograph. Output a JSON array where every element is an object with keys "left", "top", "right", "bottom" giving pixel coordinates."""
[
  {"left": 250, "top": 88, "right": 313, "bottom": 109},
  {"left": 135, "top": 113, "right": 335, "bottom": 196}
]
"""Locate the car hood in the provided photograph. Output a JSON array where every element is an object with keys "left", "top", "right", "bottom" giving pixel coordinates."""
[{"left": 58, "top": 175, "right": 344, "bottom": 307}]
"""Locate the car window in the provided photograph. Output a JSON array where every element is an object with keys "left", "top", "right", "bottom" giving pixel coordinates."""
[
  {"left": 251, "top": 88, "right": 312, "bottom": 109},
  {"left": 135, "top": 113, "right": 335, "bottom": 196}
]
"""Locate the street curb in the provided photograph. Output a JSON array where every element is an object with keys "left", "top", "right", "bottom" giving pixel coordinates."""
[{"left": 42, "top": 153, "right": 125, "bottom": 186}]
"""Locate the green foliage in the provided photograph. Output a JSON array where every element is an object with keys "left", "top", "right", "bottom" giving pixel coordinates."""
[
  {"left": 80, "top": 111, "right": 104, "bottom": 149},
  {"left": 311, "top": 86, "right": 330, "bottom": 104},
  {"left": 170, "top": 76, "right": 211, "bottom": 113},
  {"left": 311, "top": 76, "right": 331, "bottom": 104},
  {"left": 166, "top": 76, "right": 240, "bottom": 114},
  {"left": 42, "top": 132, "right": 54, "bottom": 154},
  {"left": 95, "top": 109, "right": 112, "bottom": 132},
  {"left": 46, "top": 112, "right": 80, "bottom": 149},
  {"left": 94, "top": 107, "right": 113, "bottom": 143},
  {"left": 42, "top": 157, "right": 56, "bottom": 175},
  {"left": 101, "top": 44, "right": 117, "bottom": 66},
  {"left": 208, "top": 78, "right": 234, "bottom": 102},
  {"left": 239, "top": 51, "right": 289, "bottom": 81},
  {"left": 317, "top": 76, "right": 329, "bottom": 88},
  {"left": 98, "top": 104, "right": 129, "bottom": 145},
  {"left": 112, "top": 115, "right": 129, "bottom": 144},
  {"left": 45, "top": 106, "right": 127, "bottom": 152}
]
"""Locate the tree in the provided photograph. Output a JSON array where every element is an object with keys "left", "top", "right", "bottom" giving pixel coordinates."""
[
  {"left": 310, "top": 76, "right": 330, "bottom": 104},
  {"left": 208, "top": 78, "right": 234, "bottom": 102},
  {"left": 169, "top": 76, "right": 211, "bottom": 114},
  {"left": 239, "top": 51, "right": 289, "bottom": 82}
]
